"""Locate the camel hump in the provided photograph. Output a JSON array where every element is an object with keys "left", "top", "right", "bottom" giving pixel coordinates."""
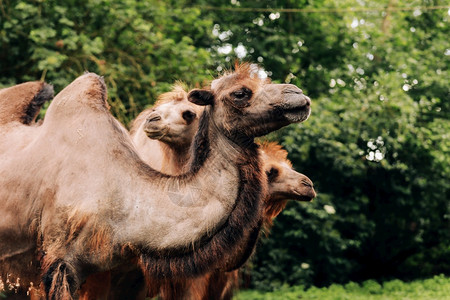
[
  {"left": 57, "top": 72, "right": 108, "bottom": 108},
  {"left": 0, "top": 81, "right": 54, "bottom": 125}
]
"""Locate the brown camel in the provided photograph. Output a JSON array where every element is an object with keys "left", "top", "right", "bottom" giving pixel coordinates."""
[
  {"left": 186, "top": 142, "right": 316, "bottom": 300},
  {"left": 132, "top": 92, "right": 315, "bottom": 300},
  {"left": 0, "top": 64, "right": 311, "bottom": 299},
  {"left": 82, "top": 88, "right": 315, "bottom": 300},
  {"left": 155, "top": 143, "right": 316, "bottom": 300}
]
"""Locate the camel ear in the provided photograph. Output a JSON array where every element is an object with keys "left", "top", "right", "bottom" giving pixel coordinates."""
[{"left": 188, "top": 89, "right": 214, "bottom": 106}]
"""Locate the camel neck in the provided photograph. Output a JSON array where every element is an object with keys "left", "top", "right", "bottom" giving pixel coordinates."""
[
  {"left": 188, "top": 108, "right": 253, "bottom": 174},
  {"left": 159, "top": 142, "right": 191, "bottom": 175},
  {"left": 130, "top": 108, "right": 264, "bottom": 278}
]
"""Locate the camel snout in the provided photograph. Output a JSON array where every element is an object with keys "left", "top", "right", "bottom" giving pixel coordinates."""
[
  {"left": 294, "top": 176, "right": 316, "bottom": 202},
  {"left": 283, "top": 92, "right": 311, "bottom": 109},
  {"left": 271, "top": 84, "right": 311, "bottom": 111},
  {"left": 277, "top": 90, "right": 311, "bottom": 124}
]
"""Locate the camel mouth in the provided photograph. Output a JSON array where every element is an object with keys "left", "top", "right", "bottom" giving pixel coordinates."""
[
  {"left": 291, "top": 179, "right": 316, "bottom": 201},
  {"left": 144, "top": 127, "right": 168, "bottom": 140},
  {"left": 282, "top": 106, "right": 311, "bottom": 123},
  {"left": 291, "top": 189, "right": 316, "bottom": 202}
]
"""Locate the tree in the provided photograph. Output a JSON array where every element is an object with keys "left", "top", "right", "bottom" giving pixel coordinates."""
[
  {"left": 0, "top": 0, "right": 214, "bottom": 124},
  {"left": 208, "top": 0, "right": 449, "bottom": 288}
]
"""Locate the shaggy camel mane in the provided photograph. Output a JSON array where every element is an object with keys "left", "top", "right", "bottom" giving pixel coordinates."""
[{"left": 259, "top": 141, "right": 293, "bottom": 168}]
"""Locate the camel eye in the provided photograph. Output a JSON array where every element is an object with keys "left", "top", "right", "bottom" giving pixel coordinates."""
[
  {"left": 231, "top": 87, "right": 252, "bottom": 108},
  {"left": 231, "top": 87, "right": 252, "bottom": 101},
  {"left": 266, "top": 167, "right": 279, "bottom": 182},
  {"left": 182, "top": 110, "right": 196, "bottom": 124}
]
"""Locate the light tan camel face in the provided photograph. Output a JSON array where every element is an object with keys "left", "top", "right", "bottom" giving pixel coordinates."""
[
  {"left": 143, "top": 88, "right": 203, "bottom": 147},
  {"left": 188, "top": 64, "right": 311, "bottom": 138}
]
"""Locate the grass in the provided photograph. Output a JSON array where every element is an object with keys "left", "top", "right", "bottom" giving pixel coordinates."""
[{"left": 235, "top": 274, "right": 450, "bottom": 300}]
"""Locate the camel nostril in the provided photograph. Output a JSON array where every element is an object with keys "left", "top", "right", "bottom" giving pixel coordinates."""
[
  {"left": 283, "top": 89, "right": 303, "bottom": 95},
  {"left": 282, "top": 85, "right": 303, "bottom": 95},
  {"left": 301, "top": 179, "right": 313, "bottom": 188},
  {"left": 146, "top": 115, "right": 161, "bottom": 123}
]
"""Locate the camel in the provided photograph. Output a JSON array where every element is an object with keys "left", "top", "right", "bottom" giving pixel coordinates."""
[
  {"left": 81, "top": 88, "right": 315, "bottom": 300},
  {"left": 130, "top": 84, "right": 204, "bottom": 174},
  {"left": 0, "top": 64, "right": 311, "bottom": 299},
  {"left": 0, "top": 81, "right": 54, "bottom": 299},
  {"left": 188, "top": 142, "right": 316, "bottom": 300}
]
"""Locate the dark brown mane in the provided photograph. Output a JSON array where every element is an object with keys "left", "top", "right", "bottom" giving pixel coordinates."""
[{"left": 22, "top": 83, "right": 54, "bottom": 124}]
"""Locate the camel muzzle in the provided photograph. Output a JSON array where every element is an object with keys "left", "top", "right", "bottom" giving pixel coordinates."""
[{"left": 291, "top": 175, "right": 316, "bottom": 201}]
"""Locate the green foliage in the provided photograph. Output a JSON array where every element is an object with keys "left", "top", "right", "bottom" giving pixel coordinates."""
[
  {"left": 217, "top": 0, "right": 450, "bottom": 289},
  {"left": 235, "top": 275, "right": 450, "bottom": 299},
  {"left": 0, "top": 0, "right": 214, "bottom": 125}
]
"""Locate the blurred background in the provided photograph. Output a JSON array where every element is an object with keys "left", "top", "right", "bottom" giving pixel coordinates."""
[{"left": 1, "top": 0, "right": 449, "bottom": 297}]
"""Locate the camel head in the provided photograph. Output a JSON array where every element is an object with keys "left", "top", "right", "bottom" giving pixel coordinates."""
[
  {"left": 143, "top": 85, "right": 203, "bottom": 147},
  {"left": 259, "top": 142, "right": 316, "bottom": 227},
  {"left": 261, "top": 142, "right": 316, "bottom": 203},
  {"left": 187, "top": 63, "right": 311, "bottom": 140}
]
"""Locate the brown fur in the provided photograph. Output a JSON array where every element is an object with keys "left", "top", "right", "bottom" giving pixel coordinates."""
[{"left": 0, "top": 81, "right": 53, "bottom": 125}]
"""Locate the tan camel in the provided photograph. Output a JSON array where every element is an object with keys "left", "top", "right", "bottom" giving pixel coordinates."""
[
  {"left": 0, "top": 81, "right": 54, "bottom": 299},
  {"left": 0, "top": 64, "right": 311, "bottom": 299},
  {"left": 130, "top": 84, "right": 204, "bottom": 174}
]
